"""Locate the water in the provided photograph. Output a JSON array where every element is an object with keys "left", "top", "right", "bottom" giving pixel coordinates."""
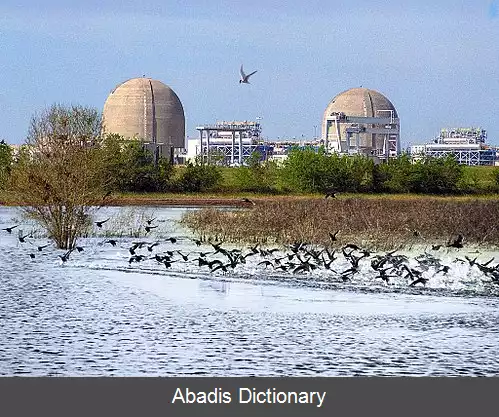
[{"left": 0, "top": 206, "right": 498, "bottom": 376}]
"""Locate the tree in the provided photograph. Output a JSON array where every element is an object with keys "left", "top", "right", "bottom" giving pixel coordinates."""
[
  {"left": 177, "top": 155, "right": 222, "bottom": 192},
  {"left": 101, "top": 134, "right": 173, "bottom": 192},
  {"left": 0, "top": 140, "right": 13, "bottom": 189},
  {"left": 9, "top": 104, "right": 108, "bottom": 249}
]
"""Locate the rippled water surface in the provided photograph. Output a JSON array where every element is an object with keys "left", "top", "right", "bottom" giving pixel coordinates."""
[{"left": 1, "top": 206, "right": 498, "bottom": 376}]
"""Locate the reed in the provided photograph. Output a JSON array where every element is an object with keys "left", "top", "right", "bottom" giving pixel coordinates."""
[{"left": 180, "top": 197, "right": 499, "bottom": 250}]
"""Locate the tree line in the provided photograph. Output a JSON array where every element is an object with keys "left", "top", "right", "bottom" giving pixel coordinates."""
[
  {"left": 2, "top": 109, "right": 499, "bottom": 199},
  {"left": 1, "top": 104, "right": 498, "bottom": 249}
]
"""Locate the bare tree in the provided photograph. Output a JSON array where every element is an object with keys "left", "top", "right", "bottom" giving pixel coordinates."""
[{"left": 9, "top": 104, "right": 110, "bottom": 249}]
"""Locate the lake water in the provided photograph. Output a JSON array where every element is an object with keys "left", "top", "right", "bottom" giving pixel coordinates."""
[{"left": 0, "top": 205, "right": 498, "bottom": 376}]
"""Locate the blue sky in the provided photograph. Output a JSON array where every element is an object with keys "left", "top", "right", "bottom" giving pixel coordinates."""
[{"left": 1, "top": 0, "right": 498, "bottom": 147}]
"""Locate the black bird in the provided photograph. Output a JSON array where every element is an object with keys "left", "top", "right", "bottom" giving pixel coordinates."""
[
  {"left": 59, "top": 249, "right": 75, "bottom": 263},
  {"left": 321, "top": 254, "right": 337, "bottom": 271},
  {"left": 210, "top": 241, "right": 225, "bottom": 253},
  {"left": 165, "top": 237, "right": 177, "bottom": 243},
  {"left": 163, "top": 260, "right": 177, "bottom": 269},
  {"left": 176, "top": 251, "right": 189, "bottom": 262},
  {"left": 248, "top": 243, "right": 260, "bottom": 254},
  {"left": 18, "top": 234, "right": 31, "bottom": 243},
  {"left": 147, "top": 242, "right": 160, "bottom": 252},
  {"left": 211, "top": 263, "right": 228, "bottom": 273},
  {"left": 329, "top": 230, "right": 339, "bottom": 243},
  {"left": 76, "top": 246, "right": 84, "bottom": 252},
  {"left": 192, "top": 239, "right": 202, "bottom": 246},
  {"left": 375, "top": 267, "right": 397, "bottom": 284},
  {"left": 409, "top": 276, "right": 429, "bottom": 287},
  {"left": 258, "top": 260, "right": 273, "bottom": 268},
  {"left": 145, "top": 225, "right": 158, "bottom": 233},
  {"left": 128, "top": 254, "right": 146, "bottom": 264},
  {"left": 241, "top": 197, "right": 256, "bottom": 205},
  {"left": 129, "top": 241, "right": 144, "bottom": 255},
  {"left": 29, "top": 253, "right": 36, "bottom": 259},
  {"left": 431, "top": 244, "right": 442, "bottom": 251},
  {"left": 2, "top": 225, "right": 20, "bottom": 233},
  {"left": 37, "top": 244, "right": 50, "bottom": 251},
  {"left": 447, "top": 234, "right": 464, "bottom": 249},
  {"left": 146, "top": 217, "right": 156, "bottom": 225},
  {"left": 95, "top": 218, "right": 110, "bottom": 228},
  {"left": 289, "top": 241, "right": 305, "bottom": 253},
  {"left": 343, "top": 243, "right": 361, "bottom": 251},
  {"left": 105, "top": 239, "right": 118, "bottom": 247}
]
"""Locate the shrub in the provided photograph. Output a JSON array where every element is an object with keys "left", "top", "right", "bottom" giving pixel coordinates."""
[{"left": 176, "top": 157, "right": 222, "bottom": 192}]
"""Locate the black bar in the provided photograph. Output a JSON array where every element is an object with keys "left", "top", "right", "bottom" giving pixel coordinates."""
[{"left": 1, "top": 377, "right": 498, "bottom": 417}]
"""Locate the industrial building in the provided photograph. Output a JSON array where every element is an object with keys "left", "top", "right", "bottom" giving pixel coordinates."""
[
  {"left": 102, "top": 77, "right": 185, "bottom": 161},
  {"left": 410, "top": 127, "right": 499, "bottom": 166},
  {"left": 321, "top": 87, "right": 401, "bottom": 160},
  {"left": 190, "top": 120, "right": 272, "bottom": 165}
]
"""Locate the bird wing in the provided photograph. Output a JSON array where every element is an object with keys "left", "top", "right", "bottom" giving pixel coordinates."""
[
  {"left": 246, "top": 70, "right": 257, "bottom": 79},
  {"left": 240, "top": 65, "right": 246, "bottom": 78}
]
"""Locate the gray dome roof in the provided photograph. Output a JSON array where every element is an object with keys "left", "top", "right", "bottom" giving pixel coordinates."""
[
  {"left": 323, "top": 87, "right": 398, "bottom": 119},
  {"left": 103, "top": 77, "right": 185, "bottom": 148}
]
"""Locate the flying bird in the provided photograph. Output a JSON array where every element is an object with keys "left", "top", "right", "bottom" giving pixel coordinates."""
[
  {"left": 95, "top": 218, "right": 110, "bottom": 228},
  {"left": 2, "top": 225, "right": 20, "bottom": 233},
  {"left": 239, "top": 65, "right": 257, "bottom": 84}
]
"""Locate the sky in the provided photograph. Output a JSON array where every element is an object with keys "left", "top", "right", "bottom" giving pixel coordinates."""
[{"left": 1, "top": 0, "right": 498, "bottom": 148}]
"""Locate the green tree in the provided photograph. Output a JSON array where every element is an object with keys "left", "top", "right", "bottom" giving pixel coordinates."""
[
  {"left": 376, "top": 154, "right": 414, "bottom": 193},
  {"left": 0, "top": 140, "right": 13, "bottom": 189},
  {"left": 101, "top": 134, "right": 174, "bottom": 192},
  {"left": 177, "top": 156, "right": 222, "bottom": 192},
  {"left": 410, "top": 155, "right": 463, "bottom": 194},
  {"left": 232, "top": 151, "right": 280, "bottom": 193}
]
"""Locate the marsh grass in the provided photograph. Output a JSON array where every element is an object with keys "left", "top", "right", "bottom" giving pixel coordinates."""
[{"left": 181, "top": 197, "right": 499, "bottom": 251}]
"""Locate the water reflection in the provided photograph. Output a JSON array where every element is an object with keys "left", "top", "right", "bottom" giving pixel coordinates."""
[{"left": 198, "top": 280, "right": 230, "bottom": 295}]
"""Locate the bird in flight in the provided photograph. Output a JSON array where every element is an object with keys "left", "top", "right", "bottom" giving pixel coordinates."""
[
  {"left": 95, "top": 218, "right": 110, "bottom": 228},
  {"left": 239, "top": 65, "right": 257, "bottom": 84}
]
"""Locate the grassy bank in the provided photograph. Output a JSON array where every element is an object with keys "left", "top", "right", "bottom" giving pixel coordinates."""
[{"left": 180, "top": 197, "right": 499, "bottom": 250}]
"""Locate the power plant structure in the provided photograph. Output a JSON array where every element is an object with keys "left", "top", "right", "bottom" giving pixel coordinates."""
[
  {"left": 193, "top": 120, "right": 272, "bottom": 165},
  {"left": 321, "top": 87, "right": 401, "bottom": 160},
  {"left": 410, "top": 127, "right": 499, "bottom": 166},
  {"left": 102, "top": 77, "right": 185, "bottom": 162}
]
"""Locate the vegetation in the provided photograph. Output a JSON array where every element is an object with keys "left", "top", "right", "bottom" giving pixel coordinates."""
[
  {"left": 8, "top": 104, "right": 108, "bottom": 249},
  {"left": 101, "top": 133, "right": 173, "bottom": 193},
  {"left": 174, "top": 156, "right": 223, "bottom": 192},
  {"left": 0, "top": 140, "right": 13, "bottom": 189},
  {"left": 1, "top": 101, "right": 499, "bottom": 252},
  {"left": 181, "top": 197, "right": 499, "bottom": 250}
]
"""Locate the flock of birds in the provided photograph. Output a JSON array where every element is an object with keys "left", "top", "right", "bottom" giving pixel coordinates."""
[{"left": 3, "top": 216, "right": 499, "bottom": 291}]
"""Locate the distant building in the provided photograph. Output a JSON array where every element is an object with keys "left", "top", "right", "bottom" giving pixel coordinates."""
[
  {"left": 322, "top": 87, "right": 401, "bottom": 160},
  {"left": 410, "top": 128, "right": 499, "bottom": 166},
  {"left": 102, "top": 77, "right": 185, "bottom": 162},
  {"left": 192, "top": 120, "right": 272, "bottom": 166}
]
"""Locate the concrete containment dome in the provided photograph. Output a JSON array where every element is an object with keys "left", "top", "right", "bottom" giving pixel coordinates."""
[
  {"left": 323, "top": 87, "right": 398, "bottom": 120},
  {"left": 321, "top": 87, "right": 400, "bottom": 159},
  {"left": 102, "top": 77, "right": 185, "bottom": 149}
]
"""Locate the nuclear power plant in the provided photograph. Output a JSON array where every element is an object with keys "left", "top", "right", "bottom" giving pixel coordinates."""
[
  {"left": 321, "top": 87, "right": 400, "bottom": 160},
  {"left": 102, "top": 77, "right": 185, "bottom": 160},
  {"left": 99, "top": 77, "right": 497, "bottom": 166}
]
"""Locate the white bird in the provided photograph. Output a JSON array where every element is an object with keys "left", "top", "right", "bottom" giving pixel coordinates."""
[{"left": 239, "top": 65, "right": 257, "bottom": 84}]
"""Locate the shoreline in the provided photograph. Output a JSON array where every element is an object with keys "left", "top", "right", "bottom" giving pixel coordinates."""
[{"left": 1, "top": 192, "right": 498, "bottom": 208}]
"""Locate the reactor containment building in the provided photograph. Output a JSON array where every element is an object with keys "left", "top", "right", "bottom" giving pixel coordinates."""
[
  {"left": 102, "top": 77, "right": 185, "bottom": 161},
  {"left": 321, "top": 87, "right": 400, "bottom": 159}
]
